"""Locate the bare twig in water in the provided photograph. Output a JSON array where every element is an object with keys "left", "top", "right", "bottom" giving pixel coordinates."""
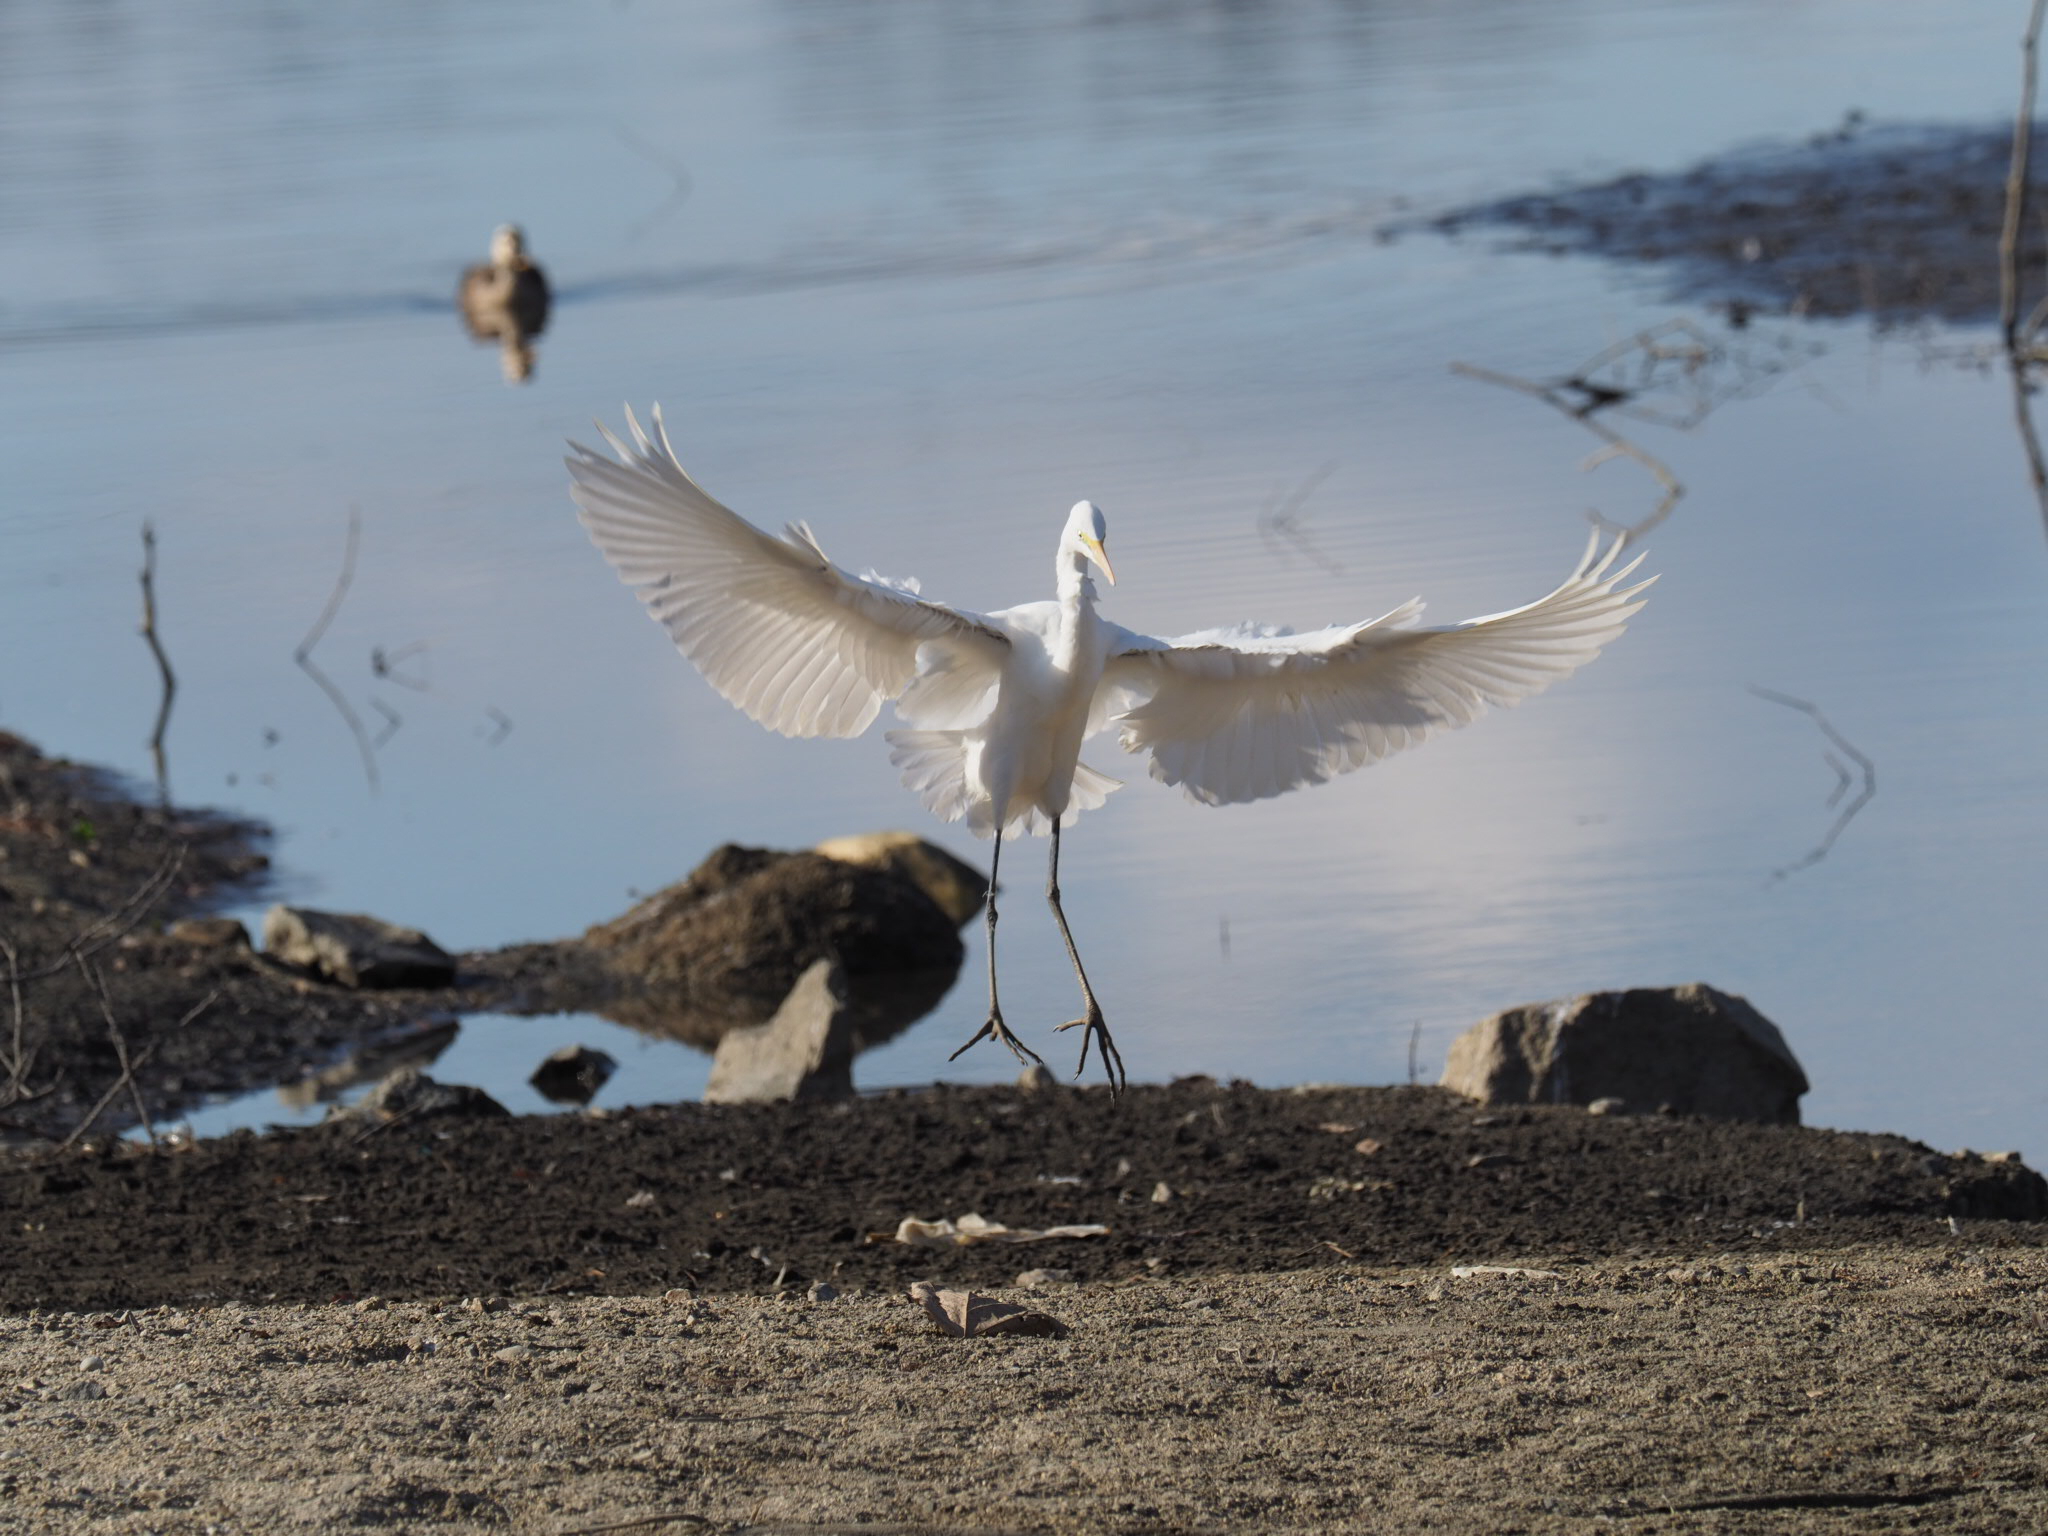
[
  {"left": 2000, "top": 0, "right": 2048, "bottom": 542},
  {"left": 1451, "top": 360, "right": 1683, "bottom": 547},
  {"left": 1750, "top": 686, "right": 1876, "bottom": 882},
  {"left": 481, "top": 706, "right": 514, "bottom": 746},
  {"left": 2002, "top": 0, "right": 2047, "bottom": 350},
  {"left": 1257, "top": 461, "right": 1343, "bottom": 574},
  {"left": 1454, "top": 319, "right": 1817, "bottom": 547},
  {"left": 137, "top": 522, "right": 177, "bottom": 804},
  {"left": 370, "top": 640, "right": 433, "bottom": 692},
  {"left": 370, "top": 698, "right": 403, "bottom": 751},
  {"left": 294, "top": 508, "right": 380, "bottom": 792},
  {"left": 1407, "top": 1020, "right": 1422, "bottom": 1086},
  {"left": 613, "top": 126, "right": 696, "bottom": 246}
]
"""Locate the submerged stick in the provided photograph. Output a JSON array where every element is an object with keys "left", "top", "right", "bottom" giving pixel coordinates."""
[
  {"left": 294, "top": 508, "right": 380, "bottom": 792},
  {"left": 1750, "top": 686, "right": 1877, "bottom": 882},
  {"left": 138, "top": 523, "right": 177, "bottom": 803}
]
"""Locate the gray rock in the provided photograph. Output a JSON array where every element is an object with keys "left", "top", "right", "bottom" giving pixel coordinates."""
[
  {"left": 703, "top": 958, "right": 855, "bottom": 1105},
  {"left": 261, "top": 906, "right": 455, "bottom": 989},
  {"left": 1440, "top": 983, "right": 1808, "bottom": 1125},
  {"left": 529, "top": 1045, "right": 617, "bottom": 1106},
  {"left": 338, "top": 1068, "right": 508, "bottom": 1124}
]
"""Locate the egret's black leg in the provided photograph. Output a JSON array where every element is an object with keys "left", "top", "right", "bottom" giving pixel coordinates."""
[
  {"left": 1046, "top": 821, "right": 1127, "bottom": 1094},
  {"left": 949, "top": 829, "right": 1045, "bottom": 1070}
]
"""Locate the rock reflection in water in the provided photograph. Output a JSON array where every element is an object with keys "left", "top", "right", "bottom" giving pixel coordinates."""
[
  {"left": 457, "top": 223, "right": 551, "bottom": 382},
  {"left": 276, "top": 1015, "right": 461, "bottom": 1109}
]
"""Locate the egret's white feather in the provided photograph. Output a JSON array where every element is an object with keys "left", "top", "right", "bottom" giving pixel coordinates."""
[
  {"left": 1102, "top": 530, "right": 1653, "bottom": 806},
  {"left": 568, "top": 406, "right": 1008, "bottom": 740}
]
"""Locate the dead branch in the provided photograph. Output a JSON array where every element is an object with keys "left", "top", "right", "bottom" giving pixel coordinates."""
[
  {"left": 613, "top": 126, "right": 696, "bottom": 247},
  {"left": 2002, "top": 0, "right": 2047, "bottom": 350},
  {"left": 2001, "top": 0, "right": 2048, "bottom": 541},
  {"left": 138, "top": 522, "right": 177, "bottom": 804},
  {"left": 294, "top": 508, "right": 380, "bottom": 792},
  {"left": 1750, "top": 686, "right": 1877, "bottom": 881},
  {"left": 1451, "top": 360, "right": 1683, "bottom": 546},
  {"left": 370, "top": 698, "right": 403, "bottom": 750},
  {"left": 0, "top": 933, "right": 32, "bottom": 1108},
  {"left": 370, "top": 639, "right": 433, "bottom": 692},
  {"left": 1257, "top": 460, "right": 1343, "bottom": 574},
  {"left": 555, "top": 1509, "right": 712, "bottom": 1536},
  {"left": 77, "top": 955, "right": 155, "bottom": 1147},
  {"left": 0, "top": 844, "right": 187, "bottom": 986}
]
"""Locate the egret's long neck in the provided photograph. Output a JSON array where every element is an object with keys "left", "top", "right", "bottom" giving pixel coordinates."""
[{"left": 1056, "top": 549, "right": 1098, "bottom": 613}]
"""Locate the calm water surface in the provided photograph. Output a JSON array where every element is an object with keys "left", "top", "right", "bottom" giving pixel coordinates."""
[{"left": 1, "top": 0, "right": 2043, "bottom": 1157}]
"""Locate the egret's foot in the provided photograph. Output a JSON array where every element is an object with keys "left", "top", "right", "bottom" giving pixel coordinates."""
[
  {"left": 950, "top": 1008, "right": 1046, "bottom": 1069},
  {"left": 1055, "top": 1007, "right": 1127, "bottom": 1095}
]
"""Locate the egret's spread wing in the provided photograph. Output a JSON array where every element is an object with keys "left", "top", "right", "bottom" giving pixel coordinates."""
[
  {"left": 1102, "top": 531, "right": 1653, "bottom": 805},
  {"left": 570, "top": 407, "right": 1009, "bottom": 738}
]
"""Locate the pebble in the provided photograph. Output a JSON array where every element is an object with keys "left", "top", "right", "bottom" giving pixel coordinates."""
[
  {"left": 78, "top": 1355, "right": 104, "bottom": 1372},
  {"left": 494, "top": 1346, "right": 534, "bottom": 1365},
  {"left": 807, "top": 1281, "right": 840, "bottom": 1303},
  {"left": 1015, "top": 1269, "right": 1077, "bottom": 1291}
]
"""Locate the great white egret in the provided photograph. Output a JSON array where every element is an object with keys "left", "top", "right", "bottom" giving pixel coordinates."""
[{"left": 568, "top": 406, "right": 1653, "bottom": 1091}]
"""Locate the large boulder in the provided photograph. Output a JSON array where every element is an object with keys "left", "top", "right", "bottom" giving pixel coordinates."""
[
  {"left": 703, "top": 958, "right": 856, "bottom": 1104},
  {"left": 582, "top": 841, "right": 973, "bottom": 1048},
  {"left": 1441, "top": 983, "right": 1808, "bottom": 1124}
]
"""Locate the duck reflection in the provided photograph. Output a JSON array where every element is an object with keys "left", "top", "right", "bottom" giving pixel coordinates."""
[{"left": 458, "top": 223, "right": 551, "bottom": 383}]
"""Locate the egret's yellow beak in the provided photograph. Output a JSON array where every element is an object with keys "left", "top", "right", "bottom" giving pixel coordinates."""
[{"left": 1081, "top": 534, "right": 1116, "bottom": 586}]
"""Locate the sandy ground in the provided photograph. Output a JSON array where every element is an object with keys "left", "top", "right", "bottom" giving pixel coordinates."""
[{"left": 4, "top": 1245, "right": 2045, "bottom": 1535}]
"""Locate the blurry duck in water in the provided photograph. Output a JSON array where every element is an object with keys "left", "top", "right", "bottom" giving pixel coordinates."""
[{"left": 458, "top": 224, "right": 551, "bottom": 382}]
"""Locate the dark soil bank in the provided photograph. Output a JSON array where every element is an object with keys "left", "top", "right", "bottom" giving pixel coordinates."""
[
  {"left": 1429, "top": 121, "right": 2047, "bottom": 324},
  {"left": 6, "top": 1080, "right": 2043, "bottom": 1312}
]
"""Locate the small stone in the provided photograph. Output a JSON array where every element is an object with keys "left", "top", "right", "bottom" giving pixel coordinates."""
[
  {"left": 1587, "top": 1096, "right": 1628, "bottom": 1116},
  {"left": 529, "top": 1045, "right": 617, "bottom": 1107},
  {"left": 1015, "top": 1268, "right": 1077, "bottom": 1291},
  {"left": 463, "top": 1296, "right": 508, "bottom": 1313},
  {"left": 494, "top": 1346, "right": 534, "bottom": 1365},
  {"left": 1352, "top": 1137, "right": 1384, "bottom": 1156},
  {"left": 1016, "top": 1063, "right": 1056, "bottom": 1094},
  {"left": 77, "top": 1355, "right": 105, "bottom": 1372},
  {"left": 352, "top": 1297, "right": 387, "bottom": 1314},
  {"left": 807, "top": 1281, "right": 840, "bottom": 1303},
  {"left": 1151, "top": 1182, "right": 1174, "bottom": 1204},
  {"left": 624, "top": 1191, "right": 657, "bottom": 1208},
  {"left": 59, "top": 1379, "right": 107, "bottom": 1401}
]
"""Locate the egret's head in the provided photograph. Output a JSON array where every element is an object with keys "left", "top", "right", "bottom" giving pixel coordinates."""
[
  {"left": 490, "top": 223, "right": 527, "bottom": 266},
  {"left": 1064, "top": 499, "right": 1115, "bottom": 585}
]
